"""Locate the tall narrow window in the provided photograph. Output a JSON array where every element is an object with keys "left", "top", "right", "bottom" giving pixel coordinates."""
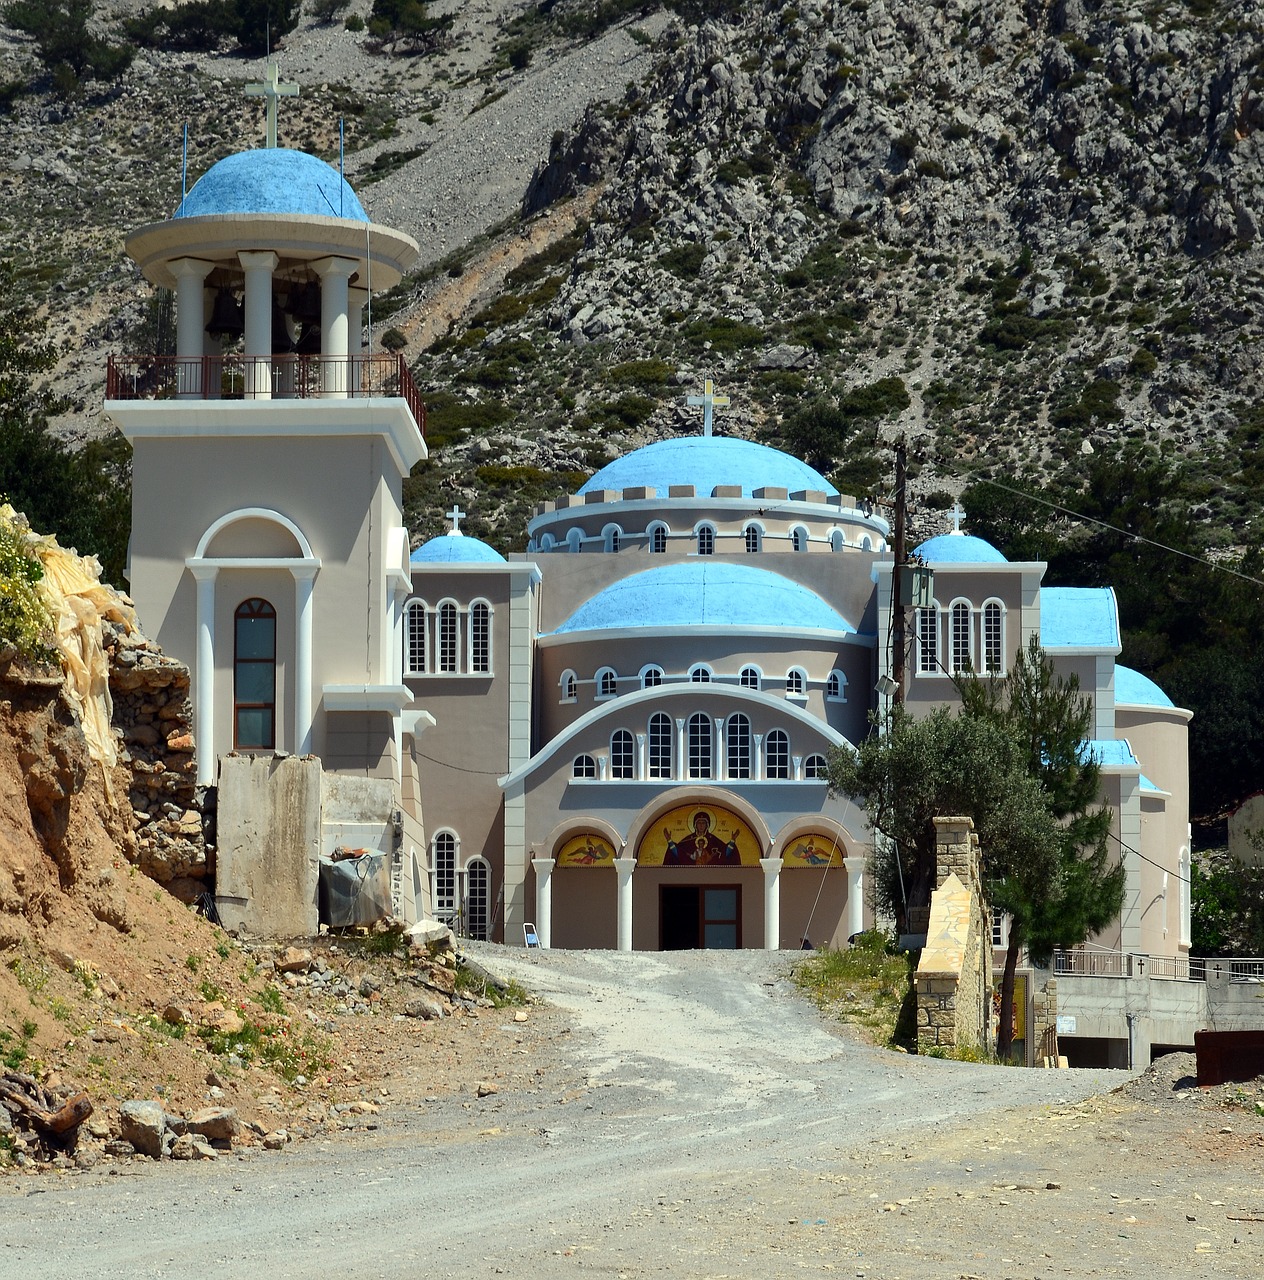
[
  {"left": 234, "top": 598, "right": 276, "bottom": 749},
  {"left": 727, "top": 713, "right": 752, "bottom": 779},
  {"left": 561, "top": 670, "right": 577, "bottom": 702},
  {"left": 438, "top": 601, "right": 459, "bottom": 673},
  {"left": 951, "top": 601, "right": 972, "bottom": 674},
  {"left": 466, "top": 858, "right": 490, "bottom": 941},
  {"left": 696, "top": 525, "right": 715, "bottom": 556},
  {"left": 611, "top": 730, "right": 634, "bottom": 779},
  {"left": 404, "top": 599, "right": 427, "bottom": 676},
  {"left": 688, "top": 712, "right": 713, "bottom": 779},
  {"left": 918, "top": 606, "right": 939, "bottom": 675},
  {"left": 470, "top": 601, "right": 490, "bottom": 673},
  {"left": 744, "top": 524, "right": 761, "bottom": 553},
  {"left": 433, "top": 831, "right": 456, "bottom": 922},
  {"left": 792, "top": 526, "right": 808, "bottom": 552},
  {"left": 740, "top": 666, "right": 761, "bottom": 690},
  {"left": 786, "top": 668, "right": 806, "bottom": 697},
  {"left": 983, "top": 601, "right": 1003, "bottom": 673},
  {"left": 605, "top": 526, "right": 621, "bottom": 553},
  {"left": 567, "top": 528, "right": 582, "bottom": 553},
  {"left": 650, "top": 524, "right": 668, "bottom": 554},
  {"left": 826, "top": 670, "right": 846, "bottom": 701},
  {"left": 766, "top": 729, "right": 790, "bottom": 779},
  {"left": 649, "top": 712, "right": 673, "bottom": 779},
  {"left": 830, "top": 530, "right": 845, "bottom": 552},
  {"left": 641, "top": 665, "right": 664, "bottom": 689},
  {"left": 573, "top": 754, "right": 597, "bottom": 779},
  {"left": 597, "top": 668, "right": 618, "bottom": 699}
]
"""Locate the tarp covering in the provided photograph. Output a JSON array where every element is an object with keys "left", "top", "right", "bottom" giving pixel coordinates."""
[{"left": 319, "top": 852, "right": 392, "bottom": 927}]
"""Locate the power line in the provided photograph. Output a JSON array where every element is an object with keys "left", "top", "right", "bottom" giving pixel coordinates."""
[{"left": 974, "top": 476, "right": 1264, "bottom": 589}]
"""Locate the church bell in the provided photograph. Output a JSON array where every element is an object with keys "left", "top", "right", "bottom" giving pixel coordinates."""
[
  {"left": 205, "top": 287, "right": 245, "bottom": 340},
  {"left": 287, "top": 279, "right": 321, "bottom": 326}
]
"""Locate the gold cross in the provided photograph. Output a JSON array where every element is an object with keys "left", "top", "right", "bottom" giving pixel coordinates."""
[{"left": 686, "top": 379, "right": 730, "bottom": 437}]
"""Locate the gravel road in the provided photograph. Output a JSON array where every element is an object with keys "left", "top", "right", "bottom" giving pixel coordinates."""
[{"left": 9, "top": 945, "right": 1211, "bottom": 1280}]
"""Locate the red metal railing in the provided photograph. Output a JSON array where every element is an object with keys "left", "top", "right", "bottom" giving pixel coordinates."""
[{"left": 106, "top": 353, "right": 426, "bottom": 438}]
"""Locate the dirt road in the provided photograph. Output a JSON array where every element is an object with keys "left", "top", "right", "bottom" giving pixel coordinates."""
[{"left": 2, "top": 947, "right": 1260, "bottom": 1278}]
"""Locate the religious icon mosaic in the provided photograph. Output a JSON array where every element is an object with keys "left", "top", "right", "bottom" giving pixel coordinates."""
[
  {"left": 636, "top": 803, "right": 761, "bottom": 867},
  {"left": 781, "top": 832, "right": 845, "bottom": 868},
  {"left": 556, "top": 832, "right": 617, "bottom": 867}
]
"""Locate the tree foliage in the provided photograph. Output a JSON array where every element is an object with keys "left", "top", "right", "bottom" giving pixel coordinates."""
[{"left": 3, "top": 0, "right": 134, "bottom": 95}]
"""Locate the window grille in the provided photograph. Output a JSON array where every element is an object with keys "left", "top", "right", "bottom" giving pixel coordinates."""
[
  {"left": 688, "top": 713, "right": 713, "bottom": 779},
  {"left": 465, "top": 859, "right": 490, "bottom": 941},
  {"left": 951, "top": 602, "right": 972, "bottom": 674},
  {"left": 766, "top": 729, "right": 790, "bottom": 779},
  {"left": 983, "top": 601, "right": 1003, "bottom": 672},
  {"left": 918, "top": 607, "right": 939, "bottom": 674},
  {"left": 649, "top": 713, "right": 672, "bottom": 778},
  {"left": 234, "top": 598, "right": 276, "bottom": 749},
  {"left": 727, "top": 714, "right": 752, "bottom": 779},
  {"left": 740, "top": 666, "right": 760, "bottom": 690},
  {"left": 470, "top": 602, "right": 490, "bottom": 673},
  {"left": 697, "top": 525, "right": 715, "bottom": 556},
  {"left": 691, "top": 666, "right": 711, "bottom": 683},
  {"left": 405, "top": 600, "right": 427, "bottom": 675},
  {"left": 438, "top": 601, "right": 459, "bottom": 673},
  {"left": 650, "top": 525, "right": 667, "bottom": 553},
  {"left": 611, "top": 730, "right": 634, "bottom": 779},
  {"left": 598, "top": 669, "right": 618, "bottom": 698},
  {"left": 804, "top": 754, "right": 827, "bottom": 779},
  {"left": 786, "top": 669, "right": 805, "bottom": 696},
  {"left": 642, "top": 666, "right": 663, "bottom": 689},
  {"left": 433, "top": 832, "right": 456, "bottom": 921},
  {"left": 744, "top": 525, "right": 761, "bottom": 553},
  {"left": 573, "top": 754, "right": 597, "bottom": 779}
]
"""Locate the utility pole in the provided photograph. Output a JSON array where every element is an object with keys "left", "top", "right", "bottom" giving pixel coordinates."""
[{"left": 891, "top": 437, "right": 908, "bottom": 706}]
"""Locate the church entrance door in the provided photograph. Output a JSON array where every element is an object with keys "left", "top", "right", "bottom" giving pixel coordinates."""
[{"left": 659, "top": 885, "right": 741, "bottom": 950}]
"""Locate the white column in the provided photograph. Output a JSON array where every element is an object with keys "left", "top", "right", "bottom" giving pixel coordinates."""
[
  {"left": 171, "top": 257, "right": 212, "bottom": 397},
  {"left": 349, "top": 284, "right": 368, "bottom": 353},
  {"left": 532, "top": 857, "right": 556, "bottom": 949},
  {"left": 190, "top": 566, "right": 218, "bottom": 786},
  {"left": 635, "top": 733, "right": 646, "bottom": 781},
  {"left": 314, "top": 256, "right": 356, "bottom": 398},
  {"left": 615, "top": 857, "right": 636, "bottom": 951},
  {"left": 792, "top": 754, "right": 803, "bottom": 781},
  {"left": 292, "top": 566, "right": 317, "bottom": 757},
  {"left": 844, "top": 856, "right": 866, "bottom": 940},
  {"left": 675, "top": 717, "right": 686, "bottom": 781},
  {"left": 760, "top": 857, "right": 784, "bottom": 951},
  {"left": 714, "top": 717, "right": 725, "bottom": 781},
  {"left": 239, "top": 250, "right": 278, "bottom": 399},
  {"left": 753, "top": 733, "right": 763, "bottom": 781}
]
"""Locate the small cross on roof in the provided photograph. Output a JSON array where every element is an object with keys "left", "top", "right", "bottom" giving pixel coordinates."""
[
  {"left": 245, "top": 59, "right": 299, "bottom": 150},
  {"left": 686, "top": 379, "right": 730, "bottom": 438},
  {"left": 446, "top": 504, "right": 466, "bottom": 536},
  {"left": 948, "top": 500, "right": 966, "bottom": 535}
]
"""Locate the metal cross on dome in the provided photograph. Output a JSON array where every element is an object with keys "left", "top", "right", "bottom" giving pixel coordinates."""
[
  {"left": 245, "top": 59, "right": 299, "bottom": 150},
  {"left": 948, "top": 500, "right": 967, "bottom": 534},
  {"left": 446, "top": 504, "right": 466, "bottom": 535},
  {"left": 686, "top": 379, "right": 730, "bottom": 438}
]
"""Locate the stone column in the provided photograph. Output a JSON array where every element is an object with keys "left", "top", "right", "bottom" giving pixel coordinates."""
[
  {"left": 292, "top": 566, "right": 317, "bottom": 758},
  {"left": 636, "top": 733, "right": 647, "bottom": 781},
  {"left": 171, "top": 257, "right": 212, "bottom": 398},
  {"left": 753, "top": 733, "right": 763, "bottom": 780},
  {"left": 314, "top": 256, "right": 356, "bottom": 398},
  {"left": 239, "top": 250, "right": 278, "bottom": 399},
  {"left": 190, "top": 566, "right": 218, "bottom": 786},
  {"left": 714, "top": 717, "right": 725, "bottom": 781},
  {"left": 674, "top": 717, "right": 686, "bottom": 782},
  {"left": 844, "top": 855, "right": 866, "bottom": 940},
  {"left": 760, "top": 857, "right": 783, "bottom": 950},
  {"left": 531, "top": 857, "right": 556, "bottom": 949},
  {"left": 615, "top": 857, "right": 636, "bottom": 951}
]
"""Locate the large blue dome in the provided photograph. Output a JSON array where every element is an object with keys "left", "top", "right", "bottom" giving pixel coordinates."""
[
  {"left": 174, "top": 149, "right": 369, "bottom": 222},
  {"left": 411, "top": 533, "right": 506, "bottom": 564},
  {"left": 578, "top": 437, "right": 838, "bottom": 499},
  {"left": 550, "top": 563, "right": 854, "bottom": 634},
  {"left": 913, "top": 533, "right": 1007, "bottom": 564}
]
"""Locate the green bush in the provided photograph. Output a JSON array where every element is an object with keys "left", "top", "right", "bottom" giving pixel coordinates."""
[
  {"left": 4, "top": 0, "right": 134, "bottom": 93},
  {"left": 658, "top": 243, "right": 708, "bottom": 280},
  {"left": 683, "top": 316, "right": 764, "bottom": 352},
  {"left": 344, "top": 11, "right": 364, "bottom": 30},
  {"left": 380, "top": 326, "right": 407, "bottom": 352}
]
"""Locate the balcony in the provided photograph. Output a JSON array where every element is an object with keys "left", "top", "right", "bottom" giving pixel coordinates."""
[{"left": 106, "top": 353, "right": 426, "bottom": 438}]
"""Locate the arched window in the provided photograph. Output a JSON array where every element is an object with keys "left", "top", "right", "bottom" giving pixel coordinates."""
[
  {"left": 465, "top": 858, "right": 490, "bottom": 941},
  {"left": 726, "top": 713, "right": 752, "bottom": 779},
  {"left": 688, "top": 712, "right": 713, "bottom": 779},
  {"left": 696, "top": 524, "right": 715, "bottom": 556},
  {"left": 604, "top": 525, "right": 622, "bottom": 553},
  {"left": 540, "top": 532, "right": 555, "bottom": 552},
  {"left": 404, "top": 599, "right": 428, "bottom": 676},
  {"left": 804, "top": 754, "right": 827, "bottom": 780},
  {"left": 611, "top": 729, "right": 634, "bottom": 779},
  {"left": 983, "top": 600, "right": 1004, "bottom": 673},
  {"left": 567, "top": 527, "right": 583, "bottom": 553},
  {"left": 234, "top": 597, "right": 276, "bottom": 749},
  {"left": 690, "top": 664, "right": 712, "bottom": 683},
  {"left": 573, "top": 754, "right": 597, "bottom": 779},
  {"left": 951, "top": 600, "right": 972, "bottom": 674},
  {"left": 917, "top": 605, "right": 939, "bottom": 675},
  {"left": 739, "top": 665, "right": 761, "bottom": 690},
  {"left": 469, "top": 600, "right": 491, "bottom": 673},
  {"left": 791, "top": 526, "right": 808, "bottom": 552},
  {"left": 649, "top": 523, "right": 668, "bottom": 554},
  {"left": 432, "top": 830, "right": 457, "bottom": 922},
  {"left": 766, "top": 729, "right": 790, "bottom": 779},
  {"left": 786, "top": 668, "right": 806, "bottom": 698},
  {"left": 830, "top": 530, "right": 845, "bottom": 552},
  {"left": 560, "top": 670, "right": 578, "bottom": 702},
  {"left": 596, "top": 667, "right": 618, "bottom": 699},
  {"left": 641, "top": 664, "right": 664, "bottom": 689},
  {"left": 438, "top": 600, "right": 459, "bottom": 673},
  {"left": 826, "top": 670, "right": 847, "bottom": 701},
  {"left": 744, "top": 523, "right": 762, "bottom": 553},
  {"left": 649, "top": 712, "right": 673, "bottom": 779},
  {"left": 860, "top": 535, "right": 873, "bottom": 552}
]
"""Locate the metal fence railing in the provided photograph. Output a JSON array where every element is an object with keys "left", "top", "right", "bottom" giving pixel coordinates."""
[{"left": 1053, "top": 948, "right": 1264, "bottom": 983}]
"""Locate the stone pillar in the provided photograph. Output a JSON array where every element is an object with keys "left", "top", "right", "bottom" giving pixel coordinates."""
[
  {"left": 239, "top": 250, "right": 278, "bottom": 399},
  {"left": 292, "top": 566, "right": 317, "bottom": 758},
  {"left": 615, "top": 857, "right": 636, "bottom": 951},
  {"left": 844, "top": 855, "right": 866, "bottom": 939},
  {"left": 190, "top": 566, "right": 218, "bottom": 786},
  {"left": 760, "top": 857, "right": 783, "bottom": 950},
  {"left": 532, "top": 857, "right": 556, "bottom": 948},
  {"left": 171, "top": 257, "right": 212, "bottom": 397},
  {"left": 314, "top": 256, "right": 356, "bottom": 398}
]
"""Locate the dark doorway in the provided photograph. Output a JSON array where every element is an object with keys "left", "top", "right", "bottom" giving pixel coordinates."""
[{"left": 659, "top": 885, "right": 742, "bottom": 950}]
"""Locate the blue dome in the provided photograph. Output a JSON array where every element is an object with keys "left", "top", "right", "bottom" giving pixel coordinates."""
[
  {"left": 1115, "top": 664, "right": 1175, "bottom": 709},
  {"left": 913, "top": 533, "right": 1007, "bottom": 564},
  {"left": 550, "top": 563, "right": 854, "bottom": 634},
  {"left": 174, "top": 149, "right": 369, "bottom": 222},
  {"left": 411, "top": 533, "right": 506, "bottom": 564},
  {"left": 1041, "top": 587, "right": 1119, "bottom": 650},
  {"left": 578, "top": 437, "right": 838, "bottom": 499}
]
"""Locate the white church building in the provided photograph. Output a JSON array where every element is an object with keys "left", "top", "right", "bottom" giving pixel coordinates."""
[{"left": 103, "top": 80, "right": 1192, "bottom": 989}]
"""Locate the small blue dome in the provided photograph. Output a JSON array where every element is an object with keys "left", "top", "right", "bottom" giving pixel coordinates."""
[
  {"left": 578, "top": 437, "right": 838, "bottom": 499},
  {"left": 1115, "top": 665, "right": 1175, "bottom": 709},
  {"left": 550, "top": 563, "right": 854, "bottom": 634},
  {"left": 411, "top": 534, "right": 506, "bottom": 564},
  {"left": 174, "top": 149, "right": 369, "bottom": 222},
  {"left": 913, "top": 532, "right": 1007, "bottom": 564}
]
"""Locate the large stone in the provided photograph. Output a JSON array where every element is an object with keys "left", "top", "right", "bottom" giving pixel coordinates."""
[
  {"left": 170, "top": 1132, "right": 218, "bottom": 1160},
  {"left": 403, "top": 996, "right": 444, "bottom": 1020},
  {"left": 186, "top": 1107, "right": 240, "bottom": 1142},
  {"left": 276, "top": 946, "right": 313, "bottom": 974},
  {"left": 406, "top": 919, "right": 455, "bottom": 950},
  {"left": 118, "top": 1100, "right": 166, "bottom": 1158}
]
